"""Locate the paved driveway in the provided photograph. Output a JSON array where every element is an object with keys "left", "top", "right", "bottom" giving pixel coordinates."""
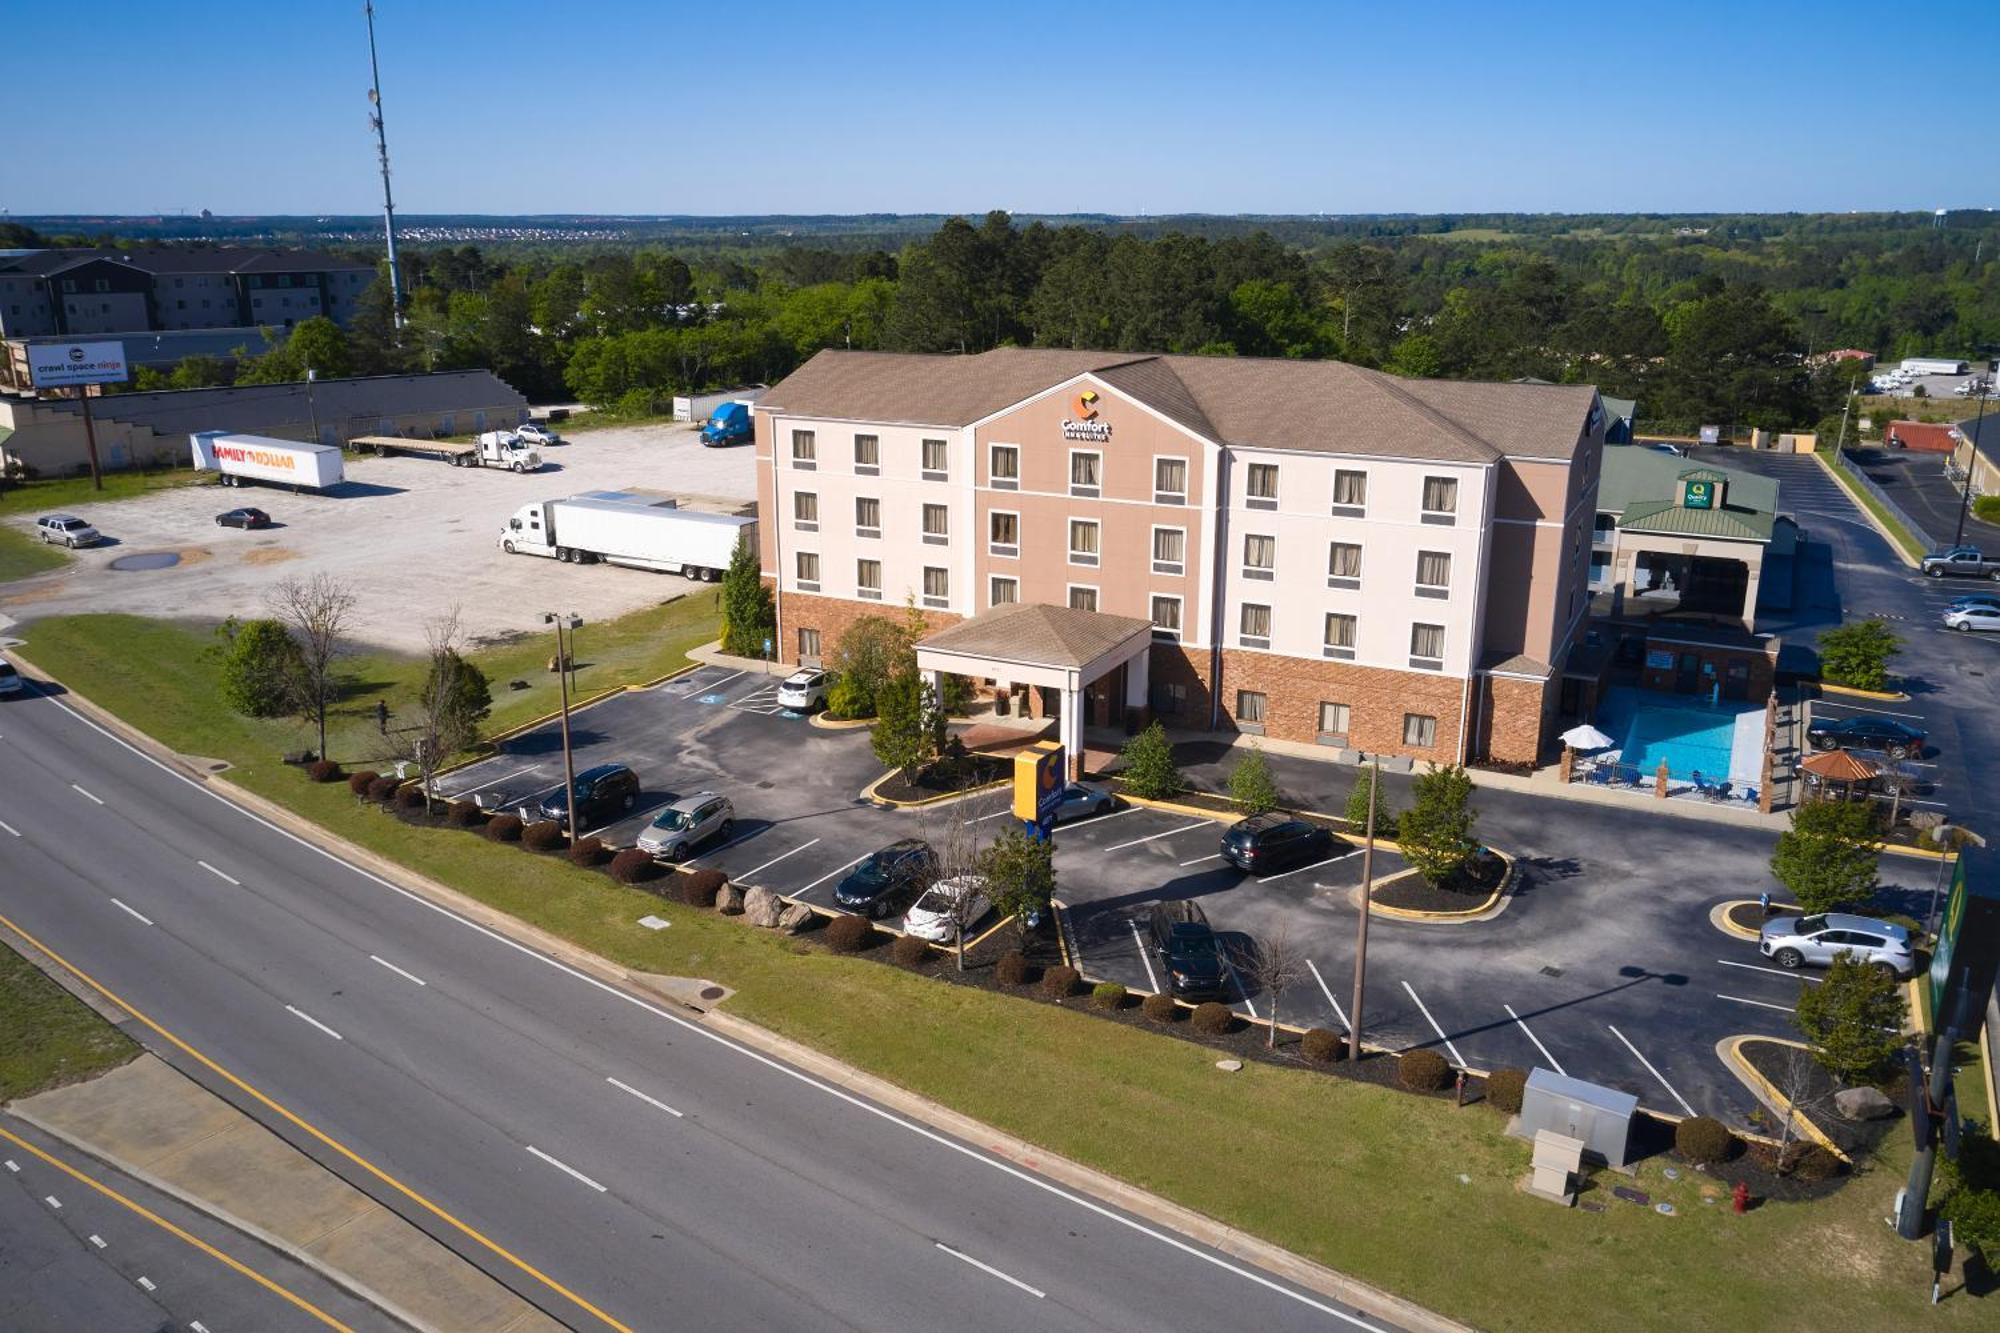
[{"left": 1845, "top": 447, "right": 2000, "bottom": 550}]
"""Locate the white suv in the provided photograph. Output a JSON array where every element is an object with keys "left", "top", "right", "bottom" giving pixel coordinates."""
[
  {"left": 777, "top": 669, "right": 829, "bottom": 711},
  {"left": 36, "top": 514, "right": 101, "bottom": 548},
  {"left": 516, "top": 422, "right": 562, "bottom": 446}
]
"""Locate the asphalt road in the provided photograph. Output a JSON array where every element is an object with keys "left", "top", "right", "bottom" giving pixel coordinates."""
[{"left": 0, "top": 682, "right": 1397, "bottom": 1333}]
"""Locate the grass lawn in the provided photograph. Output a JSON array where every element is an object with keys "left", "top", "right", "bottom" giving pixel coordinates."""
[
  {"left": 0, "top": 527, "right": 67, "bottom": 581},
  {"left": 17, "top": 610, "right": 1992, "bottom": 1331},
  {"left": 0, "top": 939, "right": 139, "bottom": 1101},
  {"left": 0, "top": 469, "right": 208, "bottom": 583}
]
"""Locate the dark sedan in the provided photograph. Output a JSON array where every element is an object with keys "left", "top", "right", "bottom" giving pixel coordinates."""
[
  {"left": 833, "top": 839, "right": 937, "bottom": 917},
  {"left": 1806, "top": 714, "right": 1926, "bottom": 759},
  {"left": 1219, "top": 813, "right": 1338, "bottom": 875},
  {"left": 215, "top": 507, "right": 272, "bottom": 529}
]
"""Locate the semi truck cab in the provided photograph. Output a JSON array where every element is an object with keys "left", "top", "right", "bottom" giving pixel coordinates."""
[
  {"left": 475, "top": 431, "right": 543, "bottom": 472},
  {"left": 700, "top": 402, "right": 753, "bottom": 447}
]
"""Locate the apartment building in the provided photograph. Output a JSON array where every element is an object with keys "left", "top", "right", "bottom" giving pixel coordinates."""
[
  {"left": 0, "top": 247, "right": 376, "bottom": 340},
  {"left": 755, "top": 348, "right": 1606, "bottom": 767}
]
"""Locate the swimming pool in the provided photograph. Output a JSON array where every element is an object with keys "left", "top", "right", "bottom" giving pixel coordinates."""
[{"left": 1596, "top": 686, "right": 1758, "bottom": 784}]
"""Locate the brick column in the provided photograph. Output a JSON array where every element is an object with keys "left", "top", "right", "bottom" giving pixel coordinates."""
[
  {"left": 1654, "top": 760, "right": 1670, "bottom": 799},
  {"left": 1559, "top": 746, "right": 1575, "bottom": 783}
]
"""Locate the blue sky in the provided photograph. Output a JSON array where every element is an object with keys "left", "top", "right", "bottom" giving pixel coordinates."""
[{"left": 10, "top": 1, "right": 1997, "bottom": 217}]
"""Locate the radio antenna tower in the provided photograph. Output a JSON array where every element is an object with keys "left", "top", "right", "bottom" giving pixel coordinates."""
[{"left": 364, "top": 1, "right": 405, "bottom": 327}]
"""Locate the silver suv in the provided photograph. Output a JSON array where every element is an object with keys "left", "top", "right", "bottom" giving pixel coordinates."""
[
  {"left": 1759, "top": 912, "right": 1916, "bottom": 978},
  {"left": 636, "top": 792, "right": 733, "bottom": 862},
  {"left": 36, "top": 514, "right": 101, "bottom": 548}
]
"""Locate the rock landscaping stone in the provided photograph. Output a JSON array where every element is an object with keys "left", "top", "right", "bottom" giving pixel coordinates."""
[
  {"left": 1834, "top": 1086, "right": 1896, "bottom": 1121},
  {"left": 742, "top": 886, "right": 783, "bottom": 928},
  {"left": 716, "top": 885, "right": 744, "bottom": 915},
  {"left": 1215, "top": 1059, "right": 1243, "bottom": 1073},
  {"left": 776, "top": 903, "right": 815, "bottom": 933}
]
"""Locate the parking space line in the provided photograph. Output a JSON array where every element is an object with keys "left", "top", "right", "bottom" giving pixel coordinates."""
[
  {"left": 443, "top": 765, "right": 545, "bottom": 797},
  {"left": 1806, "top": 700, "right": 1925, "bottom": 720},
  {"left": 1177, "top": 853, "right": 1223, "bottom": 867},
  {"left": 1305, "top": 959, "right": 1349, "bottom": 1032},
  {"left": 1062, "top": 806, "right": 1142, "bottom": 832},
  {"left": 1225, "top": 959, "right": 1258, "bottom": 1019},
  {"left": 1503, "top": 1003, "right": 1565, "bottom": 1076},
  {"left": 1716, "top": 993, "right": 1795, "bottom": 1014},
  {"left": 0, "top": 817, "right": 18, "bottom": 837},
  {"left": 1607, "top": 1023, "right": 1696, "bottom": 1117},
  {"left": 1716, "top": 959, "right": 1819, "bottom": 983},
  {"left": 1400, "top": 982, "right": 1465, "bottom": 1066},
  {"left": 583, "top": 799, "right": 675, "bottom": 840},
  {"left": 1258, "top": 854, "right": 1344, "bottom": 884},
  {"left": 1104, "top": 820, "right": 1212, "bottom": 852},
  {"left": 1128, "top": 920, "right": 1160, "bottom": 992},
  {"left": 704, "top": 669, "right": 747, "bottom": 690},
  {"left": 792, "top": 853, "right": 872, "bottom": 899},
  {"left": 963, "top": 809, "right": 1012, "bottom": 825},
  {"left": 688, "top": 828, "right": 766, "bottom": 863},
  {"left": 735, "top": 839, "right": 820, "bottom": 882}
]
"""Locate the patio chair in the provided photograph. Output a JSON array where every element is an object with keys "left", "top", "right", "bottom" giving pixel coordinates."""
[
  {"left": 1741, "top": 785, "right": 1759, "bottom": 805},
  {"left": 1586, "top": 764, "right": 1611, "bottom": 785},
  {"left": 1690, "top": 770, "right": 1712, "bottom": 797},
  {"left": 1712, "top": 781, "right": 1733, "bottom": 803}
]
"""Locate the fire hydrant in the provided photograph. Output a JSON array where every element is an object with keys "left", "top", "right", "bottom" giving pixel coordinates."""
[{"left": 1732, "top": 1181, "right": 1750, "bottom": 1215}]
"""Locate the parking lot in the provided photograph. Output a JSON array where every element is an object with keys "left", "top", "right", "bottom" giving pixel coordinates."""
[{"left": 0, "top": 421, "right": 754, "bottom": 653}]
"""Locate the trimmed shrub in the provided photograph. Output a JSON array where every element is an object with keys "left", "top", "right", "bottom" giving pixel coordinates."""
[
  {"left": 1782, "top": 1142, "right": 1840, "bottom": 1182},
  {"left": 1675, "top": 1115, "right": 1737, "bottom": 1165},
  {"left": 994, "top": 951, "right": 1030, "bottom": 987},
  {"left": 824, "top": 914, "right": 875, "bottom": 953},
  {"left": 483, "top": 813, "right": 523, "bottom": 843},
  {"left": 891, "top": 933, "right": 931, "bottom": 966},
  {"left": 1398, "top": 1048, "right": 1452, "bottom": 1093},
  {"left": 1485, "top": 1067, "right": 1529, "bottom": 1114},
  {"left": 608, "top": 848, "right": 659, "bottom": 884},
  {"left": 305, "top": 758, "right": 343, "bottom": 783},
  {"left": 1141, "top": 992, "right": 1179, "bottom": 1024},
  {"left": 1091, "top": 981, "right": 1127, "bottom": 1010},
  {"left": 1039, "top": 964, "right": 1080, "bottom": 1000},
  {"left": 347, "top": 770, "right": 379, "bottom": 798},
  {"left": 445, "top": 799, "right": 481, "bottom": 828},
  {"left": 521, "top": 820, "right": 565, "bottom": 851},
  {"left": 366, "top": 775, "right": 399, "bottom": 802},
  {"left": 1301, "top": 1028, "right": 1345, "bottom": 1063},
  {"left": 567, "top": 835, "right": 606, "bottom": 867},
  {"left": 675, "top": 868, "right": 726, "bottom": 908},
  {"left": 1189, "top": 1001, "right": 1234, "bottom": 1035},
  {"left": 396, "top": 785, "right": 427, "bottom": 811}
]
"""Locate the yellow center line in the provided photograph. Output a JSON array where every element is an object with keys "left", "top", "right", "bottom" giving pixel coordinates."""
[
  {"left": 0, "top": 909, "right": 633, "bottom": 1333},
  {"left": 0, "top": 1123, "right": 353, "bottom": 1331}
]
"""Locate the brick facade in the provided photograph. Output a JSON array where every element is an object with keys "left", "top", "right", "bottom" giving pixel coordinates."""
[
  {"left": 1216, "top": 649, "right": 1467, "bottom": 762},
  {"left": 1477, "top": 674, "right": 1552, "bottom": 766},
  {"left": 773, "top": 587, "right": 962, "bottom": 666}
]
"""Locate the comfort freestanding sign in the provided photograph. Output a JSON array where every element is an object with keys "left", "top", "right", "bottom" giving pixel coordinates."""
[{"left": 27, "top": 340, "right": 128, "bottom": 389}]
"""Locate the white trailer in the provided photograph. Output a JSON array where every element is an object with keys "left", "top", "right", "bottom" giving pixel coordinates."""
[
  {"left": 190, "top": 431, "right": 344, "bottom": 491},
  {"left": 499, "top": 491, "right": 755, "bottom": 579},
  {"left": 1901, "top": 357, "right": 1969, "bottom": 376},
  {"left": 671, "top": 386, "right": 765, "bottom": 423}
]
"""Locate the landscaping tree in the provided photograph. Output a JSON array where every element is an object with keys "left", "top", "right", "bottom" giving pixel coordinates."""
[
  {"left": 1119, "top": 720, "right": 1183, "bottom": 799},
  {"left": 217, "top": 618, "right": 305, "bottom": 719},
  {"left": 1227, "top": 747, "right": 1281, "bottom": 815},
  {"left": 979, "top": 825, "right": 1055, "bottom": 941},
  {"left": 399, "top": 609, "right": 489, "bottom": 814},
  {"left": 1793, "top": 953, "right": 1906, "bottom": 1084},
  {"left": 871, "top": 669, "right": 937, "bottom": 778},
  {"left": 1771, "top": 799, "right": 1879, "bottom": 914},
  {"left": 915, "top": 799, "right": 992, "bottom": 971},
  {"left": 718, "top": 541, "right": 774, "bottom": 657},
  {"left": 826, "top": 613, "right": 912, "bottom": 719},
  {"left": 1396, "top": 763, "right": 1479, "bottom": 887},
  {"left": 1345, "top": 766, "right": 1394, "bottom": 832},
  {"left": 1246, "top": 926, "right": 1307, "bottom": 1048},
  {"left": 1763, "top": 1044, "right": 1839, "bottom": 1168},
  {"left": 1817, "top": 618, "right": 1901, "bottom": 694},
  {"left": 269, "top": 573, "right": 355, "bottom": 762}
]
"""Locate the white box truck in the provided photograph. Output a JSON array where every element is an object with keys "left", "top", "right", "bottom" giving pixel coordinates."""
[
  {"left": 190, "top": 431, "right": 345, "bottom": 491},
  {"left": 499, "top": 491, "right": 756, "bottom": 580},
  {"left": 1901, "top": 357, "right": 1969, "bottom": 376}
]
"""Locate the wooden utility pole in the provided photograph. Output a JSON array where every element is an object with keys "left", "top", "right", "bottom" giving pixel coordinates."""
[
  {"left": 77, "top": 385, "right": 103, "bottom": 490},
  {"left": 1347, "top": 757, "right": 1380, "bottom": 1063}
]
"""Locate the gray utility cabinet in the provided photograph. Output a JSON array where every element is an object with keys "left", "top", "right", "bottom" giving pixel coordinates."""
[{"left": 1518, "top": 1068, "right": 1638, "bottom": 1167}]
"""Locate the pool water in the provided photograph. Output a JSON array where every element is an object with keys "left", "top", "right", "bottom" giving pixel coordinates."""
[{"left": 1597, "top": 686, "right": 1756, "bottom": 783}]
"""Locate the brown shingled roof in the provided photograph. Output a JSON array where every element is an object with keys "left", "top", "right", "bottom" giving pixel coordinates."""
[{"left": 918, "top": 602, "right": 1153, "bottom": 669}]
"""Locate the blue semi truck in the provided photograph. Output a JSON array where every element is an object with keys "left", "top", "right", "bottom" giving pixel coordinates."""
[{"left": 700, "top": 400, "right": 755, "bottom": 447}]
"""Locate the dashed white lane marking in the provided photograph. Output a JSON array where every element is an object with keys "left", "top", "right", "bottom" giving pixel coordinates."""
[
  {"left": 110, "top": 898, "right": 155, "bottom": 927},
  {"left": 526, "top": 1145, "right": 607, "bottom": 1192},
  {"left": 934, "top": 1242, "right": 1045, "bottom": 1299},
  {"left": 1128, "top": 920, "right": 1161, "bottom": 992},
  {"left": 607, "top": 1076, "right": 684, "bottom": 1118},
  {"left": 88, "top": 1233, "right": 105, "bottom": 1248},
  {"left": 1401, "top": 981, "right": 1466, "bottom": 1067},
  {"left": 136, "top": 1275, "right": 155, "bottom": 1292},
  {"left": 1305, "top": 959, "right": 1350, "bottom": 1032},
  {"left": 44, "top": 1194, "right": 61, "bottom": 1209},
  {"left": 1717, "top": 992, "right": 1795, "bottom": 1014},
  {"left": 1104, "top": 820, "right": 1212, "bottom": 852},
  {"left": 1717, "top": 959, "right": 1820, "bottom": 983},
  {"left": 284, "top": 1005, "right": 344, "bottom": 1041},
  {"left": 792, "top": 853, "right": 872, "bottom": 898},
  {"left": 1607, "top": 1023, "right": 1697, "bottom": 1117},
  {"left": 0, "top": 817, "right": 18, "bottom": 837},
  {"left": 196, "top": 860, "right": 240, "bottom": 886},
  {"left": 1503, "top": 1003, "right": 1566, "bottom": 1076},
  {"left": 1258, "top": 854, "right": 1344, "bottom": 883},
  {"left": 733, "top": 839, "right": 819, "bottom": 882},
  {"left": 70, "top": 783, "right": 105, "bottom": 805},
  {"left": 370, "top": 954, "right": 427, "bottom": 986},
  {"left": 2, "top": 1159, "right": 16, "bottom": 1172}
]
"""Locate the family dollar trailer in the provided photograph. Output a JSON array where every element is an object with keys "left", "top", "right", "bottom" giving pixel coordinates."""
[
  {"left": 190, "top": 431, "right": 344, "bottom": 492},
  {"left": 499, "top": 490, "right": 756, "bottom": 580}
]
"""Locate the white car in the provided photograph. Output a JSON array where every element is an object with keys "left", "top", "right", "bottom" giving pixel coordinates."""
[
  {"left": 776, "top": 668, "right": 828, "bottom": 711},
  {"left": 0, "top": 657, "right": 23, "bottom": 697},
  {"left": 516, "top": 422, "right": 563, "bottom": 446},
  {"left": 36, "top": 514, "right": 101, "bottom": 548},
  {"left": 1944, "top": 606, "right": 2000, "bottom": 632},
  {"left": 902, "top": 875, "right": 990, "bottom": 943}
]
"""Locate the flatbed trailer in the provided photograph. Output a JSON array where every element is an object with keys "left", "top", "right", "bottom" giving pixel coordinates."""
[{"left": 351, "top": 435, "right": 479, "bottom": 466}]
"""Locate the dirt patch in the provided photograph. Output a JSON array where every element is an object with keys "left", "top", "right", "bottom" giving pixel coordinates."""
[
  {"left": 240, "top": 547, "right": 299, "bottom": 566},
  {"left": 173, "top": 547, "right": 213, "bottom": 568}
]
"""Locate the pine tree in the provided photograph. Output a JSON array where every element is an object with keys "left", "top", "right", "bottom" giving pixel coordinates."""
[
  {"left": 719, "top": 542, "right": 773, "bottom": 657},
  {"left": 1397, "top": 763, "right": 1478, "bottom": 886},
  {"left": 1227, "top": 748, "right": 1281, "bottom": 814}
]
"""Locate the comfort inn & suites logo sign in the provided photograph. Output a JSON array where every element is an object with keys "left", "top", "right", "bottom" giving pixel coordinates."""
[{"left": 1061, "top": 388, "right": 1113, "bottom": 441}]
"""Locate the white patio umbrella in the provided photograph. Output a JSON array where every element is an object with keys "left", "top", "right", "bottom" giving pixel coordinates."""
[{"left": 1560, "top": 723, "right": 1616, "bottom": 751}]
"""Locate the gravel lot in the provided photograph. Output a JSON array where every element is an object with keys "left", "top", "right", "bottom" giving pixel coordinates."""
[{"left": 0, "top": 422, "right": 755, "bottom": 653}]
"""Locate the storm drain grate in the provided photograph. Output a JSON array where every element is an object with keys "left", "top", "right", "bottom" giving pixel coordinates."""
[{"left": 1539, "top": 965, "right": 1563, "bottom": 978}]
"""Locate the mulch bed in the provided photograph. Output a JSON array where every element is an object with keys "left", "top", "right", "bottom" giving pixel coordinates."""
[
  {"left": 1739, "top": 1036, "right": 1903, "bottom": 1164},
  {"left": 1372, "top": 852, "right": 1506, "bottom": 913},
  {"left": 872, "top": 752, "right": 1010, "bottom": 804}
]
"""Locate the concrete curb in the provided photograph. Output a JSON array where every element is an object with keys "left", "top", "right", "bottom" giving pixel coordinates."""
[
  {"left": 1818, "top": 682, "right": 1911, "bottom": 703},
  {"left": 807, "top": 711, "right": 874, "bottom": 731},
  {"left": 1708, "top": 899, "right": 1786, "bottom": 943},
  {"left": 6, "top": 1101, "right": 432, "bottom": 1333},
  {"left": 860, "top": 769, "right": 1007, "bottom": 809},
  {"left": 1714, "top": 1036, "right": 1852, "bottom": 1163},
  {"left": 698, "top": 1009, "right": 1472, "bottom": 1333}
]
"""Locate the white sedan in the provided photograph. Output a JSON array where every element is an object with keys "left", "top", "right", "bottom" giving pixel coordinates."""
[
  {"left": 1943, "top": 606, "right": 2000, "bottom": 633},
  {"left": 902, "top": 876, "right": 990, "bottom": 943}
]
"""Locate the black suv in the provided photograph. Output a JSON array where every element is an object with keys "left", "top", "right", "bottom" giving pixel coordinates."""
[
  {"left": 834, "top": 840, "right": 937, "bottom": 917},
  {"left": 1219, "top": 813, "right": 1336, "bottom": 875},
  {"left": 1147, "top": 901, "right": 1228, "bottom": 999},
  {"left": 536, "top": 763, "right": 640, "bottom": 829},
  {"left": 1806, "top": 715, "right": 1926, "bottom": 759}
]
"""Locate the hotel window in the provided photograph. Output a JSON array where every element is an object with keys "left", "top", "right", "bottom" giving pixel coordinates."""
[
  {"left": 1154, "top": 456, "right": 1188, "bottom": 504},
  {"left": 857, "top": 558, "right": 882, "bottom": 600},
  {"left": 798, "top": 628, "right": 821, "bottom": 662},
  {"left": 1323, "top": 613, "right": 1357, "bottom": 660},
  {"left": 1236, "top": 690, "right": 1267, "bottom": 726},
  {"left": 990, "top": 576, "right": 1019, "bottom": 606},
  {"left": 1421, "top": 476, "right": 1458, "bottom": 524},
  {"left": 1414, "top": 550, "right": 1451, "bottom": 598},
  {"left": 1152, "top": 526, "right": 1185, "bottom": 576},
  {"left": 1068, "top": 585, "right": 1099, "bottom": 612},
  {"left": 1328, "top": 541, "right": 1362, "bottom": 589},
  {"left": 990, "top": 510, "right": 1020, "bottom": 557},
  {"left": 1318, "top": 702, "right": 1351, "bottom": 743},
  {"left": 793, "top": 491, "right": 818, "bottom": 532},
  {"left": 1409, "top": 623, "right": 1445, "bottom": 670},
  {"left": 1151, "top": 595, "right": 1183, "bottom": 642},
  {"left": 855, "top": 496, "right": 881, "bottom": 538},
  {"left": 1242, "top": 533, "right": 1276, "bottom": 581},
  {"left": 990, "top": 444, "right": 1019, "bottom": 489},
  {"left": 795, "top": 551, "right": 820, "bottom": 592},
  {"left": 1245, "top": 463, "right": 1279, "bottom": 509},
  {"left": 854, "top": 434, "right": 879, "bottom": 475},
  {"left": 922, "top": 503, "right": 950, "bottom": 545},
  {"left": 791, "top": 429, "right": 816, "bottom": 469},
  {"left": 1332, "top": 469, "right": 1368, "bottom": 515},
  {"left": 1068, "top": 519, "right": 1100, "bottom": 567},
  {"left": 1151, "top": 681, "right": 1188, "bottom": 716},
  {"left": 1403, "top": 713, "right": 1438, "bottom": 748},
  {"left": 1070, "top": 450, "right": 1101, "bottom": 498},
  {"left": 922, "top": 566, "right": 950, "bottom": 609},
  {"left": 921, "top": 438, "right": 948, "bottom": 481},
  {"left": 1239, "top": 603, "right": 1272, "bottom": 650}
]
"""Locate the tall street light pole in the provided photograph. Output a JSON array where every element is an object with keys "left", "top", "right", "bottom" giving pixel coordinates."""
[
  {"left": 363, "top": 1, "right": 405, "bottom": 328},
  {"left": 544, "top": 612, "right": 582, "bottom": 837},
  {"left": 1347, "top": 756, "right": 1380, "bottom": 1064},
  {"left": 1952, "top": 365, "right": 1992, "bottom": 548}
]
